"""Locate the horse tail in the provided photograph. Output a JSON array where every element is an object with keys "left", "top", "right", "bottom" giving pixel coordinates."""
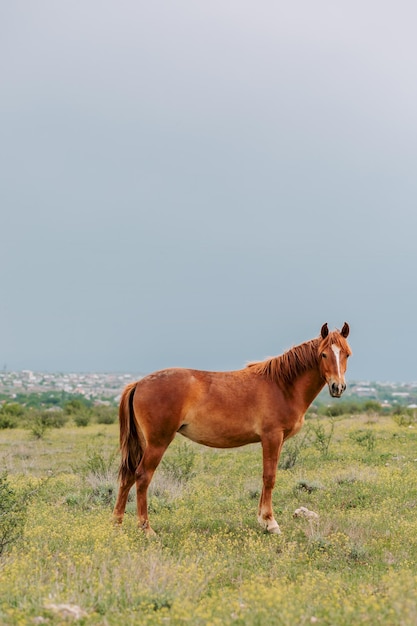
[{"left": 118, "top": 381, "right": 143, "bottom": 481}]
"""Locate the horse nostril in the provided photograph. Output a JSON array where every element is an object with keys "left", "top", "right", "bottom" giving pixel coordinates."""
[{"left": 330, "top": 381, "right": 345, "bottom": 396}]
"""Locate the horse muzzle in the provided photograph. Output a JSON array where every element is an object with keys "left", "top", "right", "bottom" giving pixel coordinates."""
[{"left": 328, "top": 380, "right": 346, "bottom": 398}]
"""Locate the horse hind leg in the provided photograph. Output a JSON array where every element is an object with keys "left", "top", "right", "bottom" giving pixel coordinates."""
[
  {"left": 113, "top": 381, "right": 142, "bottom": 526},
  {"left": 135, "top": 441, "right": 172, "bottom": 536},
  {"left": 113, "top": 471, "right": 135, "bottom": 525},
  {"left": 113, "top": 436, "right": 143, "bottom": 525}
]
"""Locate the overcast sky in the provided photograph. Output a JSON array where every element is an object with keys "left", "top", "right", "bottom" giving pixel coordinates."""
[{"left": 1, "top": 1, "right": 417, "bottom": 382}]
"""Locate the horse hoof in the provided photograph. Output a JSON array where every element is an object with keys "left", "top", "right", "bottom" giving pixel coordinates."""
[
  {"left": 258, "top": 515, "right": 282, "bottom": 534},
  {"left": 267, "top": 524, "right": 282, "bottom": 535},
  {"left": 139, "top": 521, "right": 157, "bottom": 537}
]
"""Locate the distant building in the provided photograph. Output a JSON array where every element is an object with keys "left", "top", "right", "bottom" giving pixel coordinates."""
[{"left": 352, "top": 386, "right": 377, "bottom": 398}]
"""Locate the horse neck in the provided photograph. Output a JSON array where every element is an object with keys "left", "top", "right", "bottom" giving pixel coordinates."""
[
  {"left": 248, "top": 337, "right": 327, "bottom": 409},
  {"left": 286, "top": 365, "right": 326, "bottom": 412},
  {"left": 277, "top": 338, "right": 325, "bottom": 407}
]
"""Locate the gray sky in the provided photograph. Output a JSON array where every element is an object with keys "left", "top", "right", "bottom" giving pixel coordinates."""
[{"left": 1, "top": 1, "right": 417, "bottom": 382}]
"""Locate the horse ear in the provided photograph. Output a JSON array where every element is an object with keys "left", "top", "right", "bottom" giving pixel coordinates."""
[
  {"left": 320, "top": 323, "right": 329, "bottom": 338},
  {"left": 340, "top": 322, "right": 350, "bottom": 338}
]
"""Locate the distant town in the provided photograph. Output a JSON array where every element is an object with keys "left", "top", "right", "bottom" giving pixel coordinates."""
[
  {"left": 1, "top": 369, "right": 417, "bottom": 408},
  {"left": 0, "top": 369, "right": 142, "bottom": 404}
]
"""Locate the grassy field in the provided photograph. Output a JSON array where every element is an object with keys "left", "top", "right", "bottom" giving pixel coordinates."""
[{"left": 1, "top": 413, "right": 417, "bottom": 625}]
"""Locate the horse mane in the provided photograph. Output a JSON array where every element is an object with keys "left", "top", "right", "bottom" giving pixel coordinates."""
[{"left": 246, "top": 330, "right": 347, "bottom": 387}]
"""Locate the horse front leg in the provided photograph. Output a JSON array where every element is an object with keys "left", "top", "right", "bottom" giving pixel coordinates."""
[{"left": 258, "top": 432, "right": 284, "bottom": 534}]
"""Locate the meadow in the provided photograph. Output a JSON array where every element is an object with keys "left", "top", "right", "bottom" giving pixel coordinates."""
[{"left": 1, "top": 411, "right": 417, "bottom": 625}]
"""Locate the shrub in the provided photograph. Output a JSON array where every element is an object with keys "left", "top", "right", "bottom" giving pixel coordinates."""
[
  {"left": 70, "top": 447, "right": 119, "bottom": 509},
  {"left": 391, "top": 407, "right": 417, "bottom": 427},
  {"left": 317, "top": 400, "right": 384, "bottom": 418},
  {"left": 94, "top": 406, "right": 117, "bottom": 424},
  {"left": 296, "top": 479, "right": 322, "bottom": 494},
  {"left": 280, "top": 430, "right": 311, "bottom": 470},
  {"left": 0, "top": 473, "right": 28, "bottom": 556},
  {"left": 363, "top": 400, "right": 382, "bottom": 414},
  {"left": 62, "top": 397, "right": 93, "bottom": 427},
  {"left": 161, "top": 442, "right": 196, "bottom": 482},
  {"left": 74, "top": 412, "right": 91, "bottom": 427},
  {"left": 30, "top": 417, "right": 48, "bottom": 439},
  {"left": 0, "top": 403, "right": 25, "bottom": 429},
  {"left": 63, "top": 398, "right": 92, "bottom": 415},
  {"left": 309, "top": 419, "right": 335, "bottom": 458},
  {"left": 0, "top": 412, "right": 18, "bottom": 429},
  {"left": 317, "top": 402, "right": 357, "bottom": 417},
  {"left": 41, "top": 410, "right": 68, "bottom": 428},
  {"left": 28, "top": 409, "right": 69, "bottom": 432},
  {"left": 82, "top": 447, "right": 117, "bottom": 479},
  {"left": 350, "top": 430, "right": 376, "bottom": 452}
]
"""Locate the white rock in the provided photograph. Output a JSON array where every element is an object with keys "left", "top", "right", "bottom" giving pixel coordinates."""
[{"left": 293, "top": 507, "right": 319, "bottom": 520}]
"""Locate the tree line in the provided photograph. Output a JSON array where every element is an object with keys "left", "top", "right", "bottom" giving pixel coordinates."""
[{"left": 0, "top": 394, "right": 117, "bottom": 434}]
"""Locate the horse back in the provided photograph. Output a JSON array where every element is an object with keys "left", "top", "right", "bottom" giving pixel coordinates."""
[{"left": 133, "top": 367, "right": 282, "bottom": 448}]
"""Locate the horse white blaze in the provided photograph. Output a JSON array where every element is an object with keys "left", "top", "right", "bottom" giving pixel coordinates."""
[{"left": 331, "top": 344, "right": 341, "bottom": 378}]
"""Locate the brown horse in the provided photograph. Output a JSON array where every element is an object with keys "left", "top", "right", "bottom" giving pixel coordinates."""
[{"left": 113, "top": 323, "right": 351, "bottom": 535}]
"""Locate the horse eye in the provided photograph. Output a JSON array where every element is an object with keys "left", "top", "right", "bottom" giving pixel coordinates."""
[{"left": 321, "top": 353, "right": 327, "bottom": 359}]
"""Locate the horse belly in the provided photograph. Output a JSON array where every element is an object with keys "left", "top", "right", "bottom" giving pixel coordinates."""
[{"left": 178, "top": 411, "right": 261, "bottom": 448}]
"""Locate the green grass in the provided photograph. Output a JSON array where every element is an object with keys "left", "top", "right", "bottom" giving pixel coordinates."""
[{"left": 1, "top": 415, "right": 417, "bottom": 624}]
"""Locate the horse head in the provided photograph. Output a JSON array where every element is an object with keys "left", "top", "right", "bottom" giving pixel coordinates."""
[{"left": 319, "top": 322, "right": 351, "bottom": 398}]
